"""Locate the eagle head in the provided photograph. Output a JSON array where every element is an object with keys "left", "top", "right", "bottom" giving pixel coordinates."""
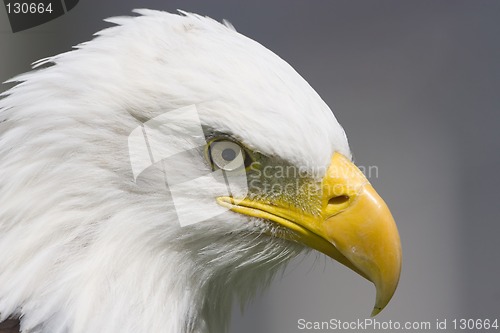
[{"left": 0, "top": 9, "right": 401, "bottom": 333}]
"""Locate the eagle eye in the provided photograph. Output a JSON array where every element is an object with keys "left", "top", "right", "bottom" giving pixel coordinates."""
[{"left": 207, "top": 140, "right": 246, "bottom": 171}]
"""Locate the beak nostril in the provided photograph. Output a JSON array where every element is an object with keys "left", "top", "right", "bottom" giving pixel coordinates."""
[{"left": 328, "top": 195, "right": 350, "bottom": 206}]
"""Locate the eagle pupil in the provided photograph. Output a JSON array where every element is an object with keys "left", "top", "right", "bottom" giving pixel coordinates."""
[{"left": 222, "top": 148, "right": 236, "bottom": 161}]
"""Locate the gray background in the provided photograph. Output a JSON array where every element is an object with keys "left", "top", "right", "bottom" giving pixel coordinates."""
[{"left": 1, "top": 1, "right": 499, "bottom": 332}]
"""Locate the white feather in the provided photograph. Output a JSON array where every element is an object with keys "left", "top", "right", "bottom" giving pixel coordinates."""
[{"left": 0, "top": 10, "right": 350, "bottom": 333}]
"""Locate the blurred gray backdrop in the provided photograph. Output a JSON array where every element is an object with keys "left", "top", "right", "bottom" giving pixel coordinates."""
[{"left": 1, "top": 1, "right": 499, "bottom": 332}]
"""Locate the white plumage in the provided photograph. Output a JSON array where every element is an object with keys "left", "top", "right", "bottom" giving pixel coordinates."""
[{"left": 0, "top": 9, "right": 357, "bottom": 333}]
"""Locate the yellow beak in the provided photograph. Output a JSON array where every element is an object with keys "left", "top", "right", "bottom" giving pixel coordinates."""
[{"left": 217, "top": 153, "right": 402, "bottom": 315}]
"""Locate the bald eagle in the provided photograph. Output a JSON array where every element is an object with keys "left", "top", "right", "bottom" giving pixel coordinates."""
[{"left": 0, "top": 10, "right": 401, "bottom": 333}]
